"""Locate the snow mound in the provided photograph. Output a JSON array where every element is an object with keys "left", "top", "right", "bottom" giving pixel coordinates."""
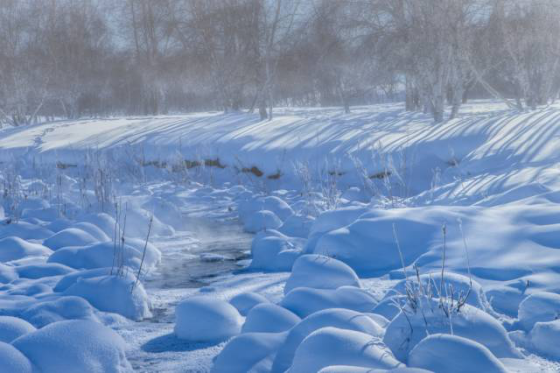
[
  {"left": 385, "top": 272, "right": 494, "bottom": 314},
  {"left": 383, "top": 297, "right": 521, "bottom": 363},
  {"left": 12, "top": 320, "right": 133, "bottom": 373},
  {"left": 0, "top": 236, "right": 52, "bottom": 262},
  {"left": 308, "top": 208, "right": 442, "bottom": 274},
  {"left": 212, "top": 331, "right": 287, "bottom": 373},
  {"left": 43, "top": 228, "right": 98, "bottom": 250},
  {"left": 0, "top": 262, "right": 18, "bottom": 283},
  {"left": 242, "top": 303, "right": 300, "bottom": 333},
  {"left": 53, "top": 267, "right": 112, "bottom": 292},
  {"left": 49, "top": 241, "right": 160, "bottom": 272},
  {"left": 64, "top": 274, "right": 151, "bottom": 320},
  {"left": 250, "top": 230, "right": 303, "bottom": 271},
  {"left": 272, "top": 308, "right": 384, "bottom": 373},
  {"left": 16, "top": 263, "right": 74, "bottom": 279},
  {"left": 142, "top": 197, "right": 184, "bottom": 230},
  {"left": 230, "top": 292, "right": 270, "bottom": 316},
  {"left": 239, "top": 196, "right": 294, "bottom": 222},
  {"left": 124, "top": 206, "right": 175, "bottom": 238},
  {"left": 289, "top": 327, "right": 401, "bottom": 373},
  {"left": 284, "top": 254, "right": 361, "bottom": 295},
  {"left": 340, "top": 187, "right": 370, "bottom": 203},
  {"left": 174, "top": 297, "right": 242, "bottom": 342},
  {"left": 244, "top": 210, "right": 283, "bottom": 233},
  {"left": 79, "top": 213, "right": 118, "bottom": 238},
  {"left": 21, "top": 207, "right": 59, "bottom": 222},
  {"left": 46, "top": 218, "right": 73, "bottom": 233},
  {"left": 319, "top": 367, "right": 430, "bottom": 373},
  {"left": 0, "top": 341, "right": 34, "bottom": 373},
  {"left": 0, "top": 221, "right": 54, "bottom": 241},
  {"left": 518, "top": 292, "right": 560, "bottom": 331},
  {"left": 0, "top": 316, "right": 36, "bottom": 343},
  {"left": 70, "top": 222, "right": 111, "bottom": 242},
  {"left": 408, "top": 334, "right": 508, "bottom": 373},
  {"left": 278, "top": 214, "right": 314, "bottom": 238},
  {"left": 281, "top": 286, "right": 377, "bottom": 318},
  {"left": 21, "top": 296, "right": 99, "bottom": 328},
  {"left": 529, "top": 319, "right": 560, "bottom": 359}
]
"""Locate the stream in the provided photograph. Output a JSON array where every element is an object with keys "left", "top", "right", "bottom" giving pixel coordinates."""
[{"left": 115, "top": 213, "right": 254, "bottom": 373}]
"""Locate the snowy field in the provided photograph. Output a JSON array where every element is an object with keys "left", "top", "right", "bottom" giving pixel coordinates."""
[{"left": 1, "top": 101, "right": 560, "bottom": 372}]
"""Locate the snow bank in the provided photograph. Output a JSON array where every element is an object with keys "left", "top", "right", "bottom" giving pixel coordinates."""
[
  {"left": 383, "top": 298, "right": 520, "bottom": 363},
  {"left": 12, "top": 320, "right": 133, "bottom": 373},
  {"left": 272, "top": 308, "right": 384, "bottom": 373},
  {"left": 408, "top": 334, "right": 508, "bottom": 373},
  {"left": 0, "top": 236, "right": 52, "bottom": 262},
  {"left": 250, "top": 230, "right": 303, "bottom": 271},
  {"left": 230, "top": 292, "right": 270, "bottom": 316},
  {"left": 43, "top": 227, "right": 98, "bottom": 250},
  {"left": 518, "top": 292, "right": 560, "bottom": 331},
  {"left": 529, "top": 320, "right": 560, "bottom": 359},
  {"left": 64, "top": 274, "right": 151, "bottom": 320},
  {"left": 212, "top": 332, "right": 287, "bottom": 373},
  {"left": 241, "top": 303, "right": 300, "bottom": 333},
  {"left": 284, "top": 254, "right": 361, "bottom": 295},
  {"left": 0, "top": 316, "right": 36, "bottom": 343},
  {"left": 281, "top": 286, "right": 378, "bottom": 318},
  {"left": 174, "top": 297, "right": 242, "bottom": 342},
  {"left": 21, "top": 296, "right": 99, "bottom": 327},
  {"left": 319, "top": 367, "right": 430, "bottom": 373},
  {"left": 288, "top": 327, "right": 401, "bottom": 373},
  {"left": 0, "top": 341, "right": 34, "bottom": 373}
]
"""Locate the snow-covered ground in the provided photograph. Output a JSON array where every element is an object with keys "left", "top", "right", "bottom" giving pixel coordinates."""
[{"left": 1, "top": 101, "right": 560, "bottom": 372}]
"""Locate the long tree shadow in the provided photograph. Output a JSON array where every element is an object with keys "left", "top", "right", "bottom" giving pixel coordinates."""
[{"left": 142, "top": 333, "right": 222, "bottom": 353}]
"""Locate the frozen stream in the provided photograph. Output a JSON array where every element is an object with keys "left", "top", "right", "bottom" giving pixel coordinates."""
[{"left": 114, "top": 210, "right": 255, "bottom": 372}]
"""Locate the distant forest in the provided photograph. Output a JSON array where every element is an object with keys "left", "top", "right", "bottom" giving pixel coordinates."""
[{"left": 1, "top": 0, "right": 559, "bottom": 124}]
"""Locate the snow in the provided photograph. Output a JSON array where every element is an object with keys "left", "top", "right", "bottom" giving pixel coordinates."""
[
  {"left": 43, "top": 227, "right": 98, "bottom": 250},
  {"left": 64, "top": 274, "right": 152, "bottom": 320},
  {"left": 0, "top": 316, "right": 36, "bottom": 342},
  {"left": 288, "top": 327, "right": 401, "bottom": 373},
  {"left": 1, "top": 102, "right": 560, "bottom": 371},
  {"left": 0, "top": 236, "right": 52, "bottom": 262},
  {"left": 174, "top": 297, "right": 243, "bottom": 342},
  {"left": 0, "top": 341, "right": 34, "bottom": 373},
  {"left": 230, "top": 292, "right": 271, "bottom": 316},
  {"left": 383, "top": 297, "right": 521, "bottom": 363},
  {"left": 280, "top": 286, "right": 378, "bottom": 318},
  {"left": 212, "top": 332, "right": 287, "bottom": 373},
  {"left": 21, "top": 296, "right": 99, "bottom": 327},
  {"left": 241, "top": 303, "right": 300, "bottom": 333},
  {"left": 408, "top": 334, "right": 509, "bottom": 373},
  {"left": 243, "top": 210, "right": 283, "bottom": 233},
  {"left": 518, "top": 292, "right": 560, "bottom": 331},
  {"left": 272, "top": 308, "right": 384, "bottom": 373},
  {"left": 250, "top": 230, "right": 304, "bottom": 271},
  {"left": 529, "top": 320, "right": 560, "bottom": 359},
  {"left": 284, "top": 254, "right": 361, "bottom": 295},
  {"left": 12, "top": 320, "right": 133, "bottom": 373}
]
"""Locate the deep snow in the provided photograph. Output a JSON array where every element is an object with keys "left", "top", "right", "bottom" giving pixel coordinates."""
[{"left": 0, "top": 102, "right": 560, "bottom": 372}]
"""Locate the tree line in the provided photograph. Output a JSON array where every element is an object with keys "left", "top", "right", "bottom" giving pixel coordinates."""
[{"left": 1, "top": 0, "right": 559, "bottom": 126}]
